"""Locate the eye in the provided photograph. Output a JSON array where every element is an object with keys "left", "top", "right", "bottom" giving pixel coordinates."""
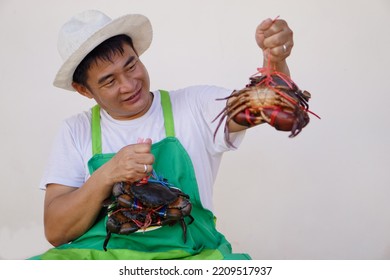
[
  {"left": 104, "top": 79, "right": 115, "bottom": 87},
  {"left": 127, "top": 60, "right": 138, "bottom": 72}
]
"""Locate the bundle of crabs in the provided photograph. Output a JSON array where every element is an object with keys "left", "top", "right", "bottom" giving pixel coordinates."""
[{"left": 102, "top": 171, "right": 193, "bottom": 251}]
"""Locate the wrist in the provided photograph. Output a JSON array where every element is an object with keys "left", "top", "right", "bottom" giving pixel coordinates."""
[
  {"left": 263, "top": 58, "right": 290, "bottom": 76},
  {"left": 90, "top": 164, "right": 115, "bottom": 196}
]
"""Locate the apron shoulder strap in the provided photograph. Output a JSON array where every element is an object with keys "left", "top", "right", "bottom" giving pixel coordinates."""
[
  {"left": 91, "top": 90, "right": 175, "bottom": 156},
  {"left": 91, "top": 104, "right": 102, "bottom": 155},
  {"left": 159, "top": 90, "right": 175, "bottom": 138}
]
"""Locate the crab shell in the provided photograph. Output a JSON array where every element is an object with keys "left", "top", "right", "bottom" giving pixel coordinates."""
[{"left": 113, "top": 181, "right": 190, "bottom": 209}]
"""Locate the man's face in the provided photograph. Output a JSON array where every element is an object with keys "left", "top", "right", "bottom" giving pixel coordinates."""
[{"left": 75, "top": 43, "right": 152, "bottom": 120}]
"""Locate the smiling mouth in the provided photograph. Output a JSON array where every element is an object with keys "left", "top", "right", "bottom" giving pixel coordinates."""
[{"left": 123, "top": 89, "right": 141, "bottom": 102}]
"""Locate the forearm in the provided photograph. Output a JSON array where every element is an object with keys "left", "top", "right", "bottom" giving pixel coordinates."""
[
  {"left": 43, "top": 142, "right": 154, "bottom": 246},
  {"left": 264, "top": 58, "right": 290, "bottom": 76},
  {"left": 44, "top": 166, "right": 113, "bottom": 246}
]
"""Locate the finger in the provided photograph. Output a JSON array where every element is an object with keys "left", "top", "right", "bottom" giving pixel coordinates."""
[
  {"left": 255, "top": 18, "right": 273, "bottom": 49},
  {"left": 257, "top": 19, "right": 293, "bottom": 54},
  {"left": 137, "top": 137, "right": 152, "bottom": 144},
  {"left": 115, "top": 145, "right": 154, "bottom": 168},
  {"left": 263, "top": 33, "right": 291, "bottom": 50},
  {"left": 141, "top": 164, "right": 148, "bottom": 174},
  {"left": 270, "top": 43, "right": 291, "bottom": 57},
  {"left": 262, "top": 19, "right": 288, "bottom": 38},
  {"left": 141, "top": 163, "right": 154, "bottom": 174},
  {"left": 257, "top": 18, "right": 274, "bottom": 32},
  {"left": 121, "top": 159, "right": 153, "bottom": 182},
  {"left": 138, "top": 153, "right": 155, "bottom": 166},
  {"left": 130, "top": 142, "right": 152, "bottom": 154},
  {"left": 134, "top": 138, "right": 152, "bottom": 153}
]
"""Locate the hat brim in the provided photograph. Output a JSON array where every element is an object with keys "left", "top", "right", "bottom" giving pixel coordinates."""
[{"left": 53, "top": 14, "right": 152, "bottom": 91}]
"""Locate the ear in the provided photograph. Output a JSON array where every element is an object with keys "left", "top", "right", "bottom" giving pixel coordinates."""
[{"left": 72, "top": 82, "right": 94, "bottom": 99}]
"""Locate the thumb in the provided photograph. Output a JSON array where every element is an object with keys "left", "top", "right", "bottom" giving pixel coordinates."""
[
  {"left": 258, "top": 18, "right": 274, "bottom": 32},
  {"left": 137, "top": 137, "right": 152, "bottom": 144}
]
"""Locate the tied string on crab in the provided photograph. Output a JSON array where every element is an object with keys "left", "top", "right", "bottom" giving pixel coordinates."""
[
  {"left": 135, "top": 138, "right": 174, "bottom": 187},
  {"left": 252, "top": 16, "right": 320, "bottom": 120},
  {"left": 126, "top": 137, "right": 155, "bottom": 230},
  {"left": 135, "top": 169, "right": 173, "bottom": 189},
  {"left": 112, "top": 168, "right": 169, "bottom": 231},
  {"left": 211, "top": 17, "right": 286, "bottom": 137},
  {"left": 212, "top": 16, "right": 320, "bottom": 145},
  {"left": 105, "top": 137, "right": 174, "bottom": 234},
  {"left": 130, "top": 137, "right": 174, "bottom": 230},
  {"left": 108, "top": 205, "right": 165, "bottom": 231},
  {"left": 133, "top": 169, "right": 173, "bottom": 230},
  {"left": 250, "top": 67, "right": 321, "bottom": 120}
]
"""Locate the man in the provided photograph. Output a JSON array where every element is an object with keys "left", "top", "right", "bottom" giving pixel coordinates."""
[{"left": 31, "top": 9, "right": 293, "bottom": 260}]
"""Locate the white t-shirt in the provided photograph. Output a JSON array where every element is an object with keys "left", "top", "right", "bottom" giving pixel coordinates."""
[{"left": 40, "top": 85, "right": 245, "bottom": 211}]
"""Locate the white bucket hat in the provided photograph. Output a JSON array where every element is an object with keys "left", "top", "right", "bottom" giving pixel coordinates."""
[{"left": 54, "top": 10, "right": 153, "bottom": 91}]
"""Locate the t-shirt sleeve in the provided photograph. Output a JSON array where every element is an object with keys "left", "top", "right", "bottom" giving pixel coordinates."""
[
  {"left": 39, "top": 118, "right": 89, "bottom": 190},
  {"left": 182, "top": 85, "right": 246, "bottom": 154}
]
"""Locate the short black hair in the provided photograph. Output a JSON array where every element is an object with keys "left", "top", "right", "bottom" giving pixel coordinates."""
[{"left": 72, "top": 34, "right": 136, "bottom": 88}]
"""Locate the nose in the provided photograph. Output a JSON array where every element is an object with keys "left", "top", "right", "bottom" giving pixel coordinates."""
[{"left": 118, "top": 75, "right": 136, "bottom": 94}]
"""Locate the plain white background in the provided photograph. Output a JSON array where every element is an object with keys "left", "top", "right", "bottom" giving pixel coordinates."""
[{"left": 0, "top": 0, "right": 389, "bottom": 259}]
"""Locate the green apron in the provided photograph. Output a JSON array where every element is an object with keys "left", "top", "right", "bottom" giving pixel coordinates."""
[{"left": 31, "top": 90, "right": 250, "bottom": 260}]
